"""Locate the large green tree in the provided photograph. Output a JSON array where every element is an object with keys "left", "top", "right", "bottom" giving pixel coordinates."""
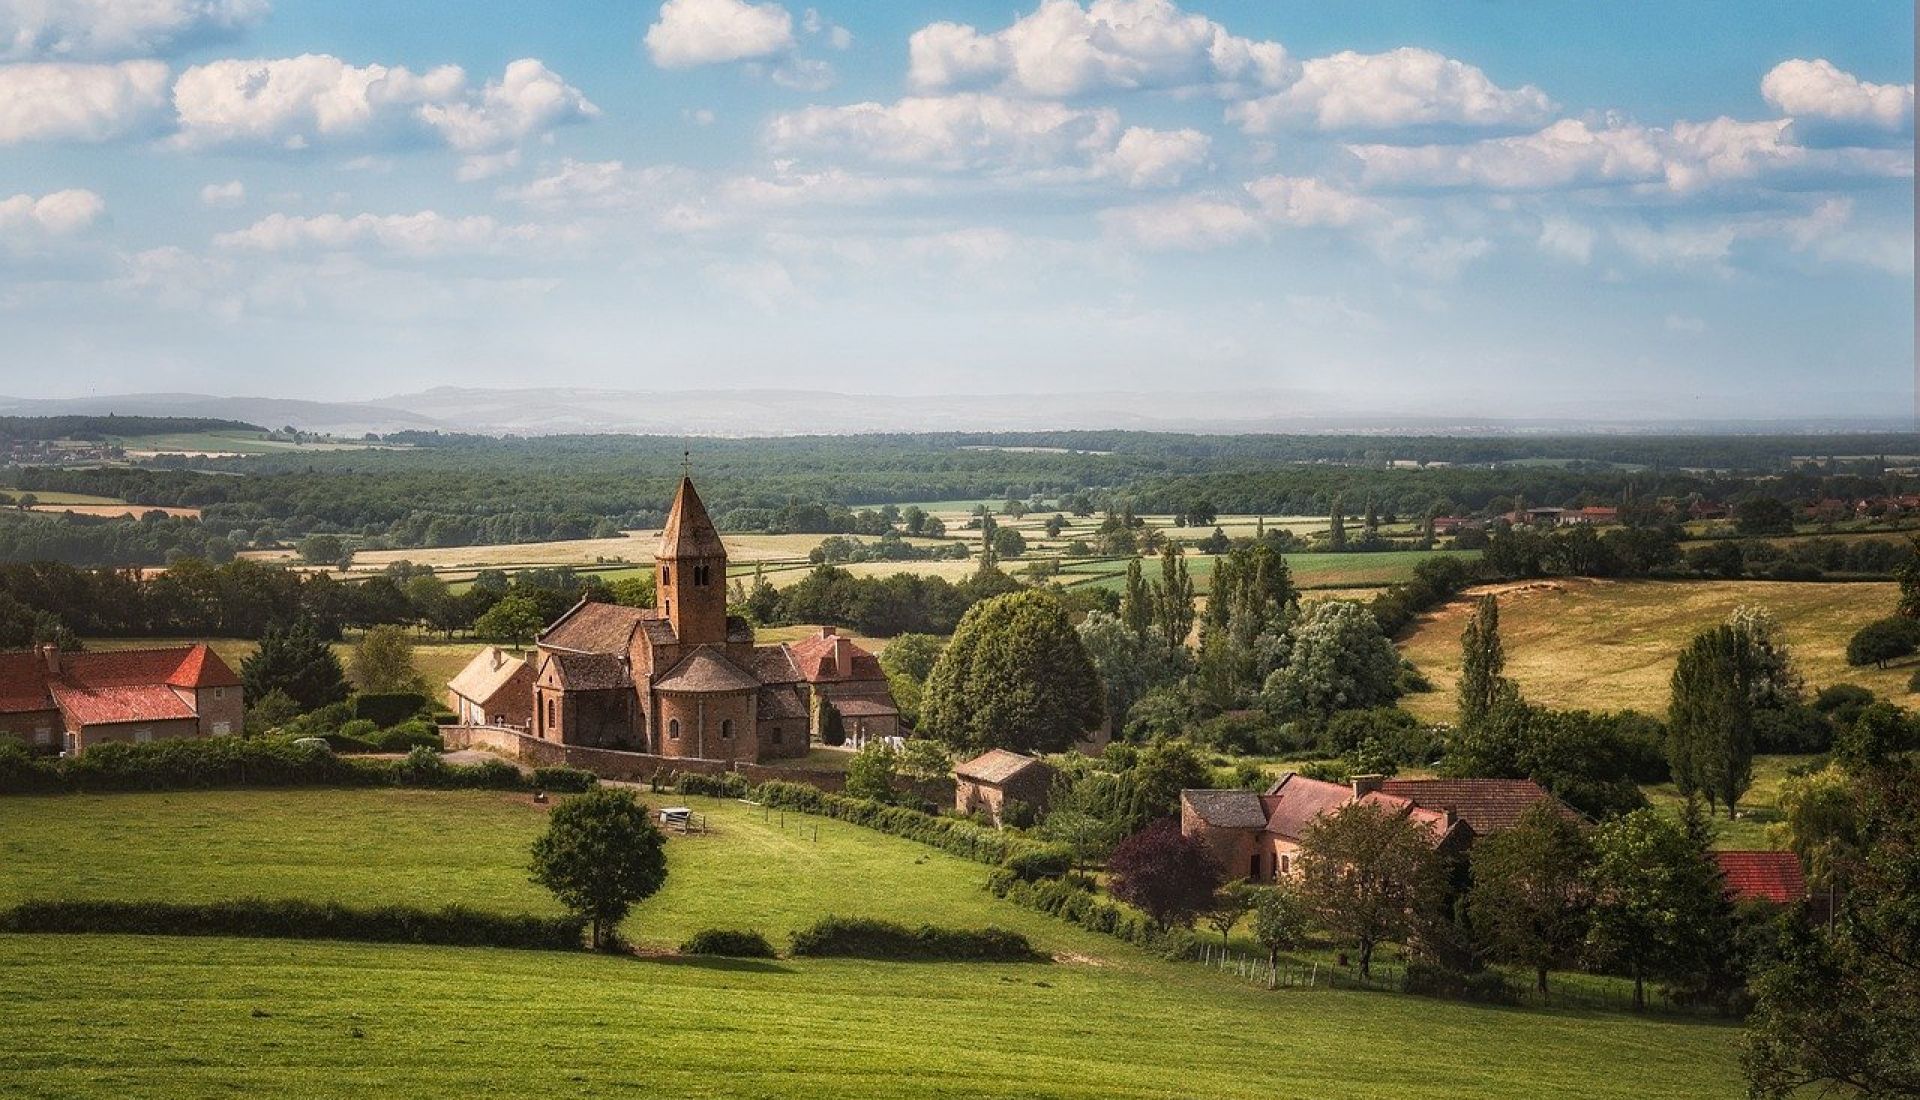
[
  {"left": 1154, "top": 543, "right": 1196, "bottom": 655},
  {"left": 1668, "top": 624, "right": 1759, "bottom": 815},
  {"left": 1586, "top": 804, "right": 1732, "bottom": 1010},
  {"left": 1265, "top": 599, "right": 1401, "bottom": 723},
  {"left": 1456, "top": 594, "right": 1508, "bottom": 735},
  {"left": 529, "top": 788, "right": 668, "bottom": 950},
  {"left": 241, "top": 619, "right": 348, "bottom": 712},
  {"left": 348, "top": 624, "right": 422, "bottom": 694},
  {"left": 1298, "top": 801, "right": 1442, "bottom": 977},
  {"left": 919, "top": 590, "right": 1104, "bottom": 753},
  {"left": 1468, "top": 801, "right": 1593, "bottom": 993}
]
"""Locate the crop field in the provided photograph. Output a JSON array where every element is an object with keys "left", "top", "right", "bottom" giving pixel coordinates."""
[
  {"left": 1397, "top": 578, "right": 1899, "bottom": 724},
  {"left": 112, "top": 430, "right": 395, "bottom": 456},
  {"left": 0, "top": 788, "right": 1743, "bottom": 1099}
]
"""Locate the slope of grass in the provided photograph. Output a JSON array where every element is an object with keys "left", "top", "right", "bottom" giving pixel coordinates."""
[
  {"left": 0, "top": 788, "right": 1743, "bottom": 1099},
  {"left": 1398, "top": 578, "right": 1899, "bottom": 724}
]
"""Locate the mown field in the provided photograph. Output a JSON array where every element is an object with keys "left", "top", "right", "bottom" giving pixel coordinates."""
[
  {"left": 0, "top": 788, "right": 1743, "bottom": 1099},
  {"left": 1398, "top": 578, "right": 1899, "bottom": 724},
  {"left": 84, "top": 634, "right": 483, "bottom": 694}
]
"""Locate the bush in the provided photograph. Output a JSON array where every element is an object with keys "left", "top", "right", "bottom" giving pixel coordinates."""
[
  {"left": 0, "top": 897, "right": 584, "bottom": 950},
  {"left": 679, "top": 928, "right": 777, "bottom": 958},
  {"left": 0, "top": 736, "right": 530, "bottom": 796},
  {"left": 1002, "top": 844, "right": 1073, "bottom": 881},
  {"left": 1754, "top": 704, "right": 1836, "bottom": 754},
  {"left": 339, "top": 718, "right": 380, "bottom": 741},
  {"left": 353, "top": 692, "right": 430, "bottom": 728},
  {"left": 986, "top": 873, "right": 1201, "bottom": 960},
  {"left": 532, "top": 766, "right": 598, "bottom": 793},
  {"left": 788, "top": 916, "right": 1042, "bottom": 962},
  {"left": 1402, "top": 961, "right": 1514, "bottom": 1004},
  {"left": 754, "top": 781, "right": 1031, "bottom": 865},
  {"left": 676, "top": 772, "right": 751, "bottom": 799}
]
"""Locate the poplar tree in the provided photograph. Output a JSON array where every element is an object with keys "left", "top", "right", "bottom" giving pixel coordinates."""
[
  {"left": 1457, "top": 595, "right": 1508, "bottom": 735},
  {"left": 1668, "top": 624, "right": 1757, "bottom": 815},
  {"left": 1328, "top": 497, "right": 1348, "bottom": 550},
  {"left": 1120, "top": 557, "right": 1154, "bottom": 639},
  {"left": 1155, "top": 543, "right": 1196, "bottom": 655}
]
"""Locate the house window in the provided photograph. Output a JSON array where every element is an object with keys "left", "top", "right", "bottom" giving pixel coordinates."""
[
  {"left": 661, "top": 566, "right": 670, "bottom": 585},
  {"left": 693, "top": 564, "right": 711, "bottom": 586},
  {"left": 212, "top": 721, "right": 232, "bottom": 736},
  {"left": 1279, "top": 854, "right": 1291, "bottom": 875},
  {"left": 668, "top": 718, "right": 680, "bottom": 740},
  {"left": 1250, "top": 854, "right": 1262, "bottom": 879},
  {"left": 720, "top": 719, "right": 733, "bottom": 739},
  {"left": 214, "top": 688, "right": 225, "bottom": 699},
  {"left": 134, "top": 728, "right": 153, "bottom": 744},
  {"left": 546, "top": 698, "right": 556, "bottom": 729},
  {"left": 33, "top": 728, "right": 51, "bottom": 746}
]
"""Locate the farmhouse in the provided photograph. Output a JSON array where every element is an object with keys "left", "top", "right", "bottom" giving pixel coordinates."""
[
  {"left": 1179, "top": 773, "right": 1571, "bottom": 881},
  {"left": 492, "top": 475, "right": 899, "bottom": 764},
  {"left": 954, "top": 749, "right": 1053, "bottom": 825},
  {"left": 446, "top": 646, "right": 534, "bottom": 729},
  {"left": 0, "top": 643, "right": 242, "bottom": 756},
  {"left": 1714, "top": 851, "right": 1808, "bottom": 907}
]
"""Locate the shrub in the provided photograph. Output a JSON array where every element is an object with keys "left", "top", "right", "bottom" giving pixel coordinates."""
[
  {"left": 1002, "top": 844, "right": 1073, "bottom": 881},
  {"left": 338, "top": 718, "right": 381, "bottom": 741},
  {"left": 788, "top": 916, "right": 1042, "bottom": 962},
  {"left": 754, "top": 782, "right": 1031, "bottom": 865},
  {"left": 986, "top": 874, "right": 1201, "bottom": 960},
  {"left": 0, "top": 898, "right": 584, "bottom": 950},
  {"left": 532, "top": 766, "right": 598, "bottom": 793},
  {"left": 1402, "top": 961, "right": 1514, "bottom": 1004},
  {"left": 353, "top": 692, "right": 430, "bottom": 728},
  {"left": 1847, "top": 617, "right": 1920, "bottom": 668},
  {"left": 680, "top": 928, "right": 777, "bottom": 958},
  {"left": 0, "top": 736, "right": 529, "bottom": 796},
  {"left": 676, "top": 772, "right": 751, "bottom": 799},
  {"left": 372, "top": 720, "right": 444, "bottom": 753},
  {"left": 1754, "top": 704, "right": 1835, "bottom": 754}
]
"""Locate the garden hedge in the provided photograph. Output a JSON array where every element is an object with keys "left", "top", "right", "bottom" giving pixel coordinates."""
[{"left": 0, "top": 898, "right": 585, "bottom": 950}]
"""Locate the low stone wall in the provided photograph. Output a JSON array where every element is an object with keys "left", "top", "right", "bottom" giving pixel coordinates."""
[{"left": 450, "top": 726, "right": 819, "bottom": 788}]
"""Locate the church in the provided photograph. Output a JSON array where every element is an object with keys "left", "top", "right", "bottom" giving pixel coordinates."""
[{"left": 515, "top": 475, "right": 899, "bottom": 763}]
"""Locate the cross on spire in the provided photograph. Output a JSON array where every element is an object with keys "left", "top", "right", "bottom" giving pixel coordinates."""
[{"left": 682, "top": 448, "right": 691, "bottom": 477}]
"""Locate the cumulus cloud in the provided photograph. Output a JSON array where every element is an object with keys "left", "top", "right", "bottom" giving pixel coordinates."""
[
  {"left": 0, "top": 0, "right": 266, "bottom": 61},
  {"left": 0, "top": 188, "right": 104, "bottom": 235},
  {"left": 0, "top": 59, "right": 167, "bottom": 142},
  {"left": 907, "top": 0, "right": 1292, "bottom": 98},
  {"left": 213, "top": 209, "right": 572, "bottom": 256},
  {"left": 1227, "top": 48, "right": 1554, "bottom": 134},
  {"left": 199, "top": 179, "right": 245, "bottom": 207},
  {"left": 169, "top": 54, "right": 595, "bottom": 154},
  {"left": 1102, "top": 173, "right": 1386, "bottom": 250},
  {"left": 1347, "top": 115, "right": 1910, "bottom": 193},
  {"left": 645, "top": 0, "right": 795, "bottom": 68},
  {"left": 1761, "top": 58, "right": 1913, "bottom": 132},
  {"left": 766, "top": 94, "right": 1206, "bottom": 187}
]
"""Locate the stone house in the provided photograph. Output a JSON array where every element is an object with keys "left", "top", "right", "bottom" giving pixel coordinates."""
[
  {"left": 445, "top": 646, "right": 534, "bottom": 729},
  {"left": 0, "top": 643, "right": 242, "bottom": 756},
  {"left": 487, "top": 475, "right": 901, "bottom": 764},
  {"left": 1181, "top": 773, "right": 1471, "bottom": 882},
  {"left": 954, "top": 749, "right": 1053, "bottom": 825}
]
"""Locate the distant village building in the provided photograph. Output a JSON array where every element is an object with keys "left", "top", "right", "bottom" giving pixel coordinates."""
[
  {"left": 953, "top": 749, "right": 1053, "bottom": 825},
  {"left": 446, "top": 645, "right": 534, "bottom": 729},
  {"left": 1714, "top": 851, "right": 1808, "bottom": 907},
  {"left": 463, "top": 475, "right": 900, "bottom": 764},
  {"left": 0, "top": 644, "right": 242, "bottom": 756},
  {"left": 1180, "top": 773, "right": 1574, "bottom": 882}
]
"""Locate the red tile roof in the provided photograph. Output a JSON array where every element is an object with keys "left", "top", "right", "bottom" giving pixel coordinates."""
[
  {"left": 1715, "top": 851, "right": 1807, "bottom": 905},
  {"left": 0, "top": 644, "right": 237, "bottom": 718},
  {"left": 784, "top": 629, "right": 886, "bottom": 683},
  {"left": 955, "top": 749, "right": 1047, "bottom": 785},
  {"left": 51, "top": 683, "right": 196, "bottom": 727},
  {"left": 1377, "top": 778, "right": 1582, "bottom": 835}
]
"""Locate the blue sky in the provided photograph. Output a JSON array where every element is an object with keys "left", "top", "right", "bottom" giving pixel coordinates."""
[{"left": 0, "top": 0, "right": 1911, "bottom": 419}]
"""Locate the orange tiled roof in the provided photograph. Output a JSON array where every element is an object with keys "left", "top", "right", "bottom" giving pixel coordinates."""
[
  {"left": 1377, "top": 778, "right": 1582, "bottom": 834},
  {"left": 51, "top": 683, "right": 196, "bottom": 727},
  {"left": 784, "top": 629, "right": 886, "bottom": 683},
  {"left": 0, "top": 644, "right": 236, "bottom": 717},
  {"left": 1715, "top": 851, "right": 1807, "bottom": 905}
]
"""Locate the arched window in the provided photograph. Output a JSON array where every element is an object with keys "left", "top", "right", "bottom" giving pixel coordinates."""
[
  {"left": 720, "top": 718, "right": 733, "bottom": 739},
  {"left": 546, "top": 697, "right": 555, "bottom": 729},
  {"left": 668, "top": 718, "right": 680, "bottom": 740},
  {"left": 661, "top": 565, "right": 670, "bottom": 585}
]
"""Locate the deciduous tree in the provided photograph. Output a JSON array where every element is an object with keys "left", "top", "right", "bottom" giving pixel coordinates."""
[
  {"left": 919, "top": 590, "right": 1103, "bottom": 753},
  {"left": 1298, "top": 801, "right": 1442, "bottom": 977},
  {"left": 529, "top": 788, "right": 668, "bottom": 950},
  {"left": 1468, "top": 801, "right": 1593, "bottom": 993},
  {"left": 1107, "top": 820, "right": 1221, "bottom": 930}
]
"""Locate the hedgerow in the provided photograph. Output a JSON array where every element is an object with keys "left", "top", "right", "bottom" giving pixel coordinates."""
[
  {"left": 0, "top": 738, "right": 529, "bottom": 796},
  {"left": 986, "top": 871, "right": 1201, "bottom": 961},
  {"left": 753, "top": 780, "right": 1033, "bottom": 865},
  {"left": 679, "top": 928, "right": 777, "bottom": 958},
  {"left": 0, "top": 898, "right": 585, "bottom": 950},
  {"left": 532, "top": 766, "right": 598, "bottom": 793},
  {"left": 788, "top": 916, "right": 1042, "bottom": 962}
]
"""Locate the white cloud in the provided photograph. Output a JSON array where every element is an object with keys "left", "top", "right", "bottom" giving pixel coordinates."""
[
  {"left": 1761, "top": 58, "right": 1913, "bottom": 131},
  {"left": 213, "top": 209, "right": 574, "bottom": 256},
  {"left": 456, "top": 150, "right": 520, "bottom": 182},
  {"left": 170, "top": 54, "right": 594, "bottom": 154},
  {"left": 645, "top": 0, "right": 795, "bottom": 68},
  {"left": 0, "top": 59, "right": 167, "bottom": 142},
  {"left": 1536, "top": 215, "right": 1594, "bottom": 263},
  {"left": 0, "top": 0, "right": 266, "bottom": 61},
  {"left": 1347, "top": 116, "right": 1911, "bottom": 193},
  {"left": 1102, "top": 174, "right": 1384, "bottom": 250},
  {"left": 1243, "top": 173, "right": 1377, "bottom": 227},
  {"left": 768, "top": 56, "right": 834, "bottom": 91},
  {"left": 416, "top": 59, "right": 596, "bottom": 152},
  {"left": 765, "top": 93, "right": 1205, "bottom": 187},
  {"left": 1228, "top": 48, "right": 1554, "bottom": 134},
  {"left": 199, "top": 179, "right": 245, "bottom": 207},
  {"left": 1099, "top": 194, "right": 1261, "bottom": 250},
  {"left": 907, "top": 0, "right": 1292, "bottom": 98},
  {"left": 0, "top": 188, "right": 104, "bottom": 235},
  {"left": 1609, "top": 198, "right": 1908, "bottom": 275}
]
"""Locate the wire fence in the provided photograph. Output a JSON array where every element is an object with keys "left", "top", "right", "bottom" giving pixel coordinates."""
[{"left": 1194, "top": 942, "right": 1401, "bottom": 992}]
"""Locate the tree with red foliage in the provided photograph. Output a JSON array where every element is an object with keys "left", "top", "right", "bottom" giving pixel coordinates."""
[{"left": 1107, "top": 820, "right": 1221, "bottom": 930}]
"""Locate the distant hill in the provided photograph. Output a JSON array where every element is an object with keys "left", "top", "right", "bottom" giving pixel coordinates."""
[
  {"left": 0, "top": 414, "right": 265, "bottom": 441},
  {"left": 2, "top": 388, "right": 1909, "bottom": 438}
]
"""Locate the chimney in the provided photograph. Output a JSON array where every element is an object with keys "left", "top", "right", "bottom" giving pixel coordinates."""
[
  {"left": 39, "top": 644, "right": 59, "bottom": 676},
  {"left": 489, "top": 648, "right": 503, "bottom": 670},
  {"left": 1350, "top": 774, "right": 1385, "bottom": 798},
  {"left": 834, "top": 636, "right": 854, "bottom": 679},
  {"left": 819, "top": 626, "right": 836, "bottom": 638}
]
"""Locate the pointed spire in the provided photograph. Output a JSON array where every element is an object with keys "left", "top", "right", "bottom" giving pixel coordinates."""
[{"left": 658, "top": 475, "right": 726, "bottom": 560}]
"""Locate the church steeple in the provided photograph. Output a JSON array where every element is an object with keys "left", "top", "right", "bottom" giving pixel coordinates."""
[{"left": 657, "top": 475, "right": 728, "bottom": 645}]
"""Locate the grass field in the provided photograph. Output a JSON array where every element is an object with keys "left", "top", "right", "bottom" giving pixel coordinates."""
[
  {"left": 1398, "top": 578, "right": 1899, "bottom": 724},
  {"left": 0, "top": 788, "right": 1744, "bottom": 1098},
  {"left": 112, "top": 430, "right": 395, "bottom": 456}
]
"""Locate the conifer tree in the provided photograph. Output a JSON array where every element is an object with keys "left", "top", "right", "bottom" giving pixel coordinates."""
[{"left": 1328, "top": 497, "right": 1347, "bottom": 550}]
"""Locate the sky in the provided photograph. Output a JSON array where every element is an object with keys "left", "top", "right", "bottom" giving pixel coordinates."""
[{"left": 0, "top": 0, "right": 1912, "bottom": 420}]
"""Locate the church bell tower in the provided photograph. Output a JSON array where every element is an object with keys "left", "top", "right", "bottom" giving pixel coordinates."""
[{"left": 656, "top": 473, "right": 729, "bottom": 646}]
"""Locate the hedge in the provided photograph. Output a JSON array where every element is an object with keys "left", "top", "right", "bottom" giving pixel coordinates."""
[
  {"left": 788, "top": 916, "right": 1043, "bottom": 962},
  {"left": 353, "top": 692, "right": 430, "bottom": 728},
  {"left": 532, "top": 766, "right": 599, "bottom": 793},
  {"left": 0, "top": 738, "right": 528, "bottom": 796},
  {"left": 0, "top": 898, "right": 586, "bottom": 950},
  {"left": 679, "top": 928, "right": 777, "bottom": 958},
  {"left": 987, "top": 871, "right": 1201, "bottom": 961},
  {"left": 753, "top": 781, "right": 1032, "bottom": 866}
]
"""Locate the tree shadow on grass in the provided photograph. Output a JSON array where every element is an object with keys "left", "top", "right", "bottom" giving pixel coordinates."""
[{"left": 641, "top": 954, "right": 795, "bottom": 976}]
